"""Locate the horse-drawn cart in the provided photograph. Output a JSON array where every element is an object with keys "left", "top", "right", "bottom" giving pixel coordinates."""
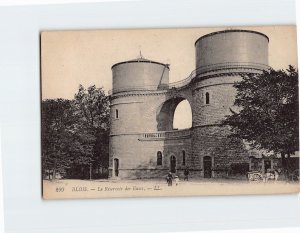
[
  {"left": 247, "top": 169, "right": 280, "bottom": 182},
  {"left": 247, "top": 171, "right": 264, "bottom": 181}
]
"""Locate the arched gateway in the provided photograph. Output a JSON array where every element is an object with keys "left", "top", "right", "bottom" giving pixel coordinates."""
[{"left": 109, "top": 30, "right": 270, "bottom": 179}]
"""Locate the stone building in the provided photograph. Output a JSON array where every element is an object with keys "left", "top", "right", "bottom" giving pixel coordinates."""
[{"left": 108, "top": 29, "right": 280, "bottom": 179}]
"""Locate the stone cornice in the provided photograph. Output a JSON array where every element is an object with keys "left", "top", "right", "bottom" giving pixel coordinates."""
[
  {"left": 193, "top": 69, "right": 263, "bottom": 83},
  {"left": 110, "top": 89, "right": 169, "bottom": 100},
  {"left": 110, "top": 68, "right": 265, "bottom": 100},
  {"left": 195, "top": 30, "right": 269, "bottom": 45},
  {"left": 110, "top": 124, "right": 227, "bottom": 138}
]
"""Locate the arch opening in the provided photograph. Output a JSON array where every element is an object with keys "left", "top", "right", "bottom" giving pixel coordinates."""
[
  {"left": 156, "top": 97, "right": 192, "bottom": 131},
  {"left": 157, "top": 151, "right": 162, "bottom": 166},
  {"left": 173, "top": 100, "right": 192, "bottom": 130}
]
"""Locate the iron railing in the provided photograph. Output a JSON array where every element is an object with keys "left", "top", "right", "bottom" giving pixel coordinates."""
[{"left": 140, "top": 128, "right": 191, "bottom": 140}]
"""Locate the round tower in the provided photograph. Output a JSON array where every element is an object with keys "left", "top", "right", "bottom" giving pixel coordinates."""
[
  {"left": 111, "top": 58, "right": 169, "bottom": 94},
  {"left": 109, "top": 57, "right": 170, "bottom": 178},
  {"left": 195, "top": 29, "right": 269, "bottom": 76},
  {"left": 191, "top": 30, "right": 269, "bottom": 178}
]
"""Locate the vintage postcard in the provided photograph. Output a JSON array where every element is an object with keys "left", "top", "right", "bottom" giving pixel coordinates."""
[{"left": 41, "top": 25, "right": 299, "bottom": 199}]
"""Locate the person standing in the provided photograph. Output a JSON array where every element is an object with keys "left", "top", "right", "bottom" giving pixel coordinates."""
[
  {"left": 166, "top": 172, "right": 173, "bottom": 186},
  {"left": 184, "top": 168, "right": 190, "bottom": 181},
  {"left": 174, "top": 175, "right": 180, "bottom": 186}
]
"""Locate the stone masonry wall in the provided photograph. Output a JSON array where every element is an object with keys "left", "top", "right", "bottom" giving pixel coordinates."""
[
  {"left": 109, "top": 134, "right": 191, "bottom": 179},
  {"left": 191, "top": 125, "right": 250, "bottom": 178}
]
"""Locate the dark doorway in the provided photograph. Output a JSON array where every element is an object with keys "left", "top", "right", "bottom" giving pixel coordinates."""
[
  {"left": 203, "top": 156, "right": 212, "bottom": 178},
  {"left": 264, "top": 160, "right": 271, "bottom": 173},
  {"left": 170, "top": 156, "right": 176, "bottom": 173},
  {"left": 114, "top": 158, "right": 119, "bottom": 177}
]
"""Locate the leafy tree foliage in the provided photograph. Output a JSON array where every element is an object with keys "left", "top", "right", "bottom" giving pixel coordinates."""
[
  {"left": 42, "top": 85, "right": 110, "bottom": 180},
  {"left": 223, "top": 66, "right": 299, "bottom": 174},
  {"left": 73, "top": 85, "right": 110, "bottom": 177},
  {"left": 41, "top": 99, "right": 76, "bottom": 179},
  {"left": 74, "top": 85, "right": 109, "bottom": 131}
]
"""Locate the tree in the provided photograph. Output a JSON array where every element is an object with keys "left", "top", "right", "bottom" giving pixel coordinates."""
[
  {"left": 73, "top": 85, "right": 110, "bottom": 178},
  {"left": 41, "top": 99, "right": 76, "bottom": 179},
  {"left": 42, "top": 85, "right": 110, "bottom": 180},
  {"left": 74, "top": 85, "right": 109, "bottom": 131},
  {"left": 223, "top": 66, "right": 299, "bottom": 176}
]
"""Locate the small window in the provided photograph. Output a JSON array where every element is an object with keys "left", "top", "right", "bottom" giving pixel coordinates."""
[
  {"left": 157, "top": 151, "right": 162, "bottom": 166},
  {"left": 115, "top": 109, "right": 119, "bottom": 119},
  {"left": 182, "top": 150, "right": 186, "bottom": 166},
  {"left": 205, "top": 92, "right": 210, "bottom": 105}
]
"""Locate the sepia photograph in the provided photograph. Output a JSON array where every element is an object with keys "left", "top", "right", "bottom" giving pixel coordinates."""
[{"left": 41, "top": 25, "right": 299, "bottom": 199}]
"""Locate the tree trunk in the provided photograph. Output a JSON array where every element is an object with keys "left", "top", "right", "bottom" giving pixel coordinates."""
[
  {"left": 281, "top": 152, "right": 287, "bottom": 179},
  {"left": 286, "top": 153, "right": 291, "bottom": 179},
  {"left": 52, "top": 159, "right": 57, "bottom": 180},
  {"left": 89, "top": 163, "right": 92, "bottom": 180}
]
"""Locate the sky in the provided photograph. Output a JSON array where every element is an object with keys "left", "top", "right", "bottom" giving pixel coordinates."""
[{"left": 41, "top": 25, "right": 298, "bottom": 129}]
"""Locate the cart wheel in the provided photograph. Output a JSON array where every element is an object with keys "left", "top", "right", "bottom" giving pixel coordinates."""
[{"left": 253, "top": 173, "right": 262, "bottom": 181}]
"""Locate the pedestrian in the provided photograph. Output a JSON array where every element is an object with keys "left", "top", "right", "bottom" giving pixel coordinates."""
[
  {"left": 166, "top": 172, "right": 173, "bottom": 186},
  {"left": 174, "top": 175, "right": 179, "bottom": 186},
  {"left": 184, "top": 167, "right": 190, "bottom": 181}
]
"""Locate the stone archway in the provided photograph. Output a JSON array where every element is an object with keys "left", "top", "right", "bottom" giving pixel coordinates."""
[{"left": 156, "top": 96, "right": 192, "bottom": 131}]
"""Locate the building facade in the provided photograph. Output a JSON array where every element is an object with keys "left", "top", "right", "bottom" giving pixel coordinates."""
[{"left": 108, "top": 29, "right": 277, "bottom": 179}]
